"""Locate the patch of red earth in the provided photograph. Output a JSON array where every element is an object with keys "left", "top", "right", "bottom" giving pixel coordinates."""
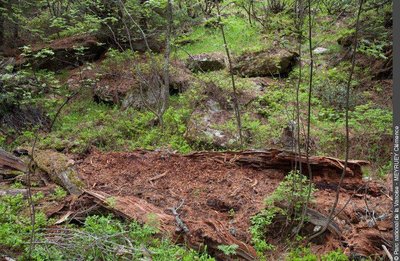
[
  {"left": 78, "top": 149, "right": 284, "bottom": 245},
  {"left": 312, "top": 187, "right": 392, "bottom": 258},
  {"left": 77, "top": 149, "right": 392, "bottom": 259}
]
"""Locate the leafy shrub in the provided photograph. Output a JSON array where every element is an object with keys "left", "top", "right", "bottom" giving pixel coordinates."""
[
  {"left": 250, "top": 171, "right": 316, "bottom": 255},
  {"left": 256, "top": 90, "right": 287, "bottom": 118},
  {"left": 319, "top": 0, "right": 353, "bottom": 15},
  {"left": 313, "top": 66, "right": 357, "bottom": 111}
]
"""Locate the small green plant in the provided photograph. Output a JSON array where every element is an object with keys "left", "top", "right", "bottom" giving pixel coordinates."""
[
  {"left": 286, "top": 247, "right": 348, "bottom": 261},
  {"left": 105, "top": 196, "right": 117, "bottom": 207},
  {"left": 250, "top": 207, "right": 278, "bottom": 254},
  {"left": 286, "top": 246, "right": 317, "bottom": 261},
  {"left": 217, "top": 244, "right": 238, "bottom": 256},
  {"left": 228, "top": 208, "right": 236, "bottom": 219},
  {"left": 321, "top": 249, "right": 348, "bottom": 261},
  {"left": 31, "top": 215, "right": 215, "bottom": 261},
  {"left": 53, "top": 186, "right": 67, "bottom": 200},
  {"left": 10, "top": 181, "right": 24, "bottom": 189},
  {"left": 250, "top": 171, "right": 316, "bottom": 255}
]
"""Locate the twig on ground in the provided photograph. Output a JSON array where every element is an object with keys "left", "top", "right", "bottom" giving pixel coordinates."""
[
  {"left": 382, "top": 244, "right": 393, "bottom": 261},
  {"left": 148, "top": 171, "right": 169, "bottom": 183},
  {"left": 168, "top": 199, "right": 189, "bottom": 234}
]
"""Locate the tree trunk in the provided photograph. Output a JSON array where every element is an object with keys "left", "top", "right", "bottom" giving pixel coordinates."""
[{"left": 0, "top": 2, "right": 4, "bottom": 50}]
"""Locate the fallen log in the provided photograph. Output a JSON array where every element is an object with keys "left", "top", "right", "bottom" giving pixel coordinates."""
[
  {"left": 0, "top": 148, "right": 27, "bottom": 172},
  {"left": 0, "top": 189, "right": 28, "bottom": 197},
  {"left": 186, "top": 149, "right": 369, "bottom": 179},
  {"left": 25, "top": 148, "right": 369, "bottom": 260},
  {"left": 84, "top": 189, "right": 258, "bottom": 261},
  {"left": 306, "top": 208, "right": 341, "bottom": 237},
  {"left": 29, "top": 149, "right": 83, "bottom": 196}
]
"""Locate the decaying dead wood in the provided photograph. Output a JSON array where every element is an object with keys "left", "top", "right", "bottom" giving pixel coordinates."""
[
  {"left": 382, "top": 244, "right": 393, "bottom": 261},
  {"left": 186, "top": 149, "right": 369, "bottom": 178},
  {"left": 274, "top": 202, "right": 341, "bottom": 237},
  {"left": 1, "top": 148, "right": 83, "bottom": 196},
  {"left": 0, "top": 189, "right": 28, "bottom": 197},
  {"left": 30, "top": 149, "right": 83, "bottom": 196},
  {"left": 168, "top": 200, "right": 190, "bottom": 234},
  {"left": 8, "top": 148, "right": 369, "bottom": 260},
  {"left": 0, "top": 148, "right": 27, "bottom": 172},
  {"left": 84, "top": 189, "right": 257, "bottom": 261},
  {"left": 306, "top": 208, "right": 341, "bottom": 237},
  {"left": 148, "top": 170, "right": 168, "bottom": 183}
]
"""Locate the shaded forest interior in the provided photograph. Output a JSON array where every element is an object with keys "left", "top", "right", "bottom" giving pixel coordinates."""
[{"left": 0, "top": 0, "right": 393, "bottom": 260}]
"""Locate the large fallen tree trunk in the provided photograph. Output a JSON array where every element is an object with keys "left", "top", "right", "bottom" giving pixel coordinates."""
[
  {"left": 186, "top": 149, "right": 369, "bottom": 179},
  {"left": 0, "top": 148, "right": 83, "bottom": 195},
  {"left": 84, "top": 189, "right": 258, "bottom": 260},
  {"left": 0, "top": 148, "right": 370, "bottom": 260}
]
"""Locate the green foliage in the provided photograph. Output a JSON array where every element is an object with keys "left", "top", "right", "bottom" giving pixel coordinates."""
[
  {"left": 52, "top": 186, "right": 67, "bottom": 200},
  {"left": 321, "top": 249, "right": 348, "bottom": 261},
  {"left": 265, "top": 171, "right": 316, "bottom": 214},
  {"left": 250, "top": 171, "right": 316, "bottom": 255},
  {"left": 286, "top": 246, "right": 317, "bottom": 261},
  {"left": 319, "top": 0, "right": 353, "bottom": 15},
  {"left": 256, "top": 89, "right": 287, "bottom": 118},
  {"left": 286, "top": 247, "right": 348, "bottom": 261},
  {"left": 0, "top": 69, "right": 36, "bottom": 112},
  {"left": 99, "top": 48, "right": 137, "bottom": 75},
  {"left": 39, "top": 94, "right": 192, "bottom": 154},
  {"left": 313, "top": 65, "right": 357, "bottom": 111},
  {"left": 31, "top": 215, "right": 215, "bottom": 261},
  {"left": 0, "top": 194, "right": 47, "bottom": 250},
  {"left": 217, "top": 244, "right": 238, "bottom": 256},
  {"left": 1, "top": 193, "right": 213, "bottom": 260},
  {"left": 358, "top": 39, "right": 389, "bottom": 59},
  {"left": 176, "top": 16, "right": 266, "bottom": 57},
  {"left": 250, "top": 207, "right": 277, "bottom": 254}
]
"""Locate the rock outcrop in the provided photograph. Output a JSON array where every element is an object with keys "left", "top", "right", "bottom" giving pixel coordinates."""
[
  {"left": 232, "top": 49, "right": 298, "bottom": 77},
  {"left": 93, "top": 60, "right": 194, "bottom": 108},
  {"left": 17, "top": 34, "right": 108, "bottom": 71},
  {"left": 186, "top": 53, "right": 226, "bottom": 72}
]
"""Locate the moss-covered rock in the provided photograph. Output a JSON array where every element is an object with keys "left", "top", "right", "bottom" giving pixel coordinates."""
[
  {"left": 232, "top": 49, "right": 298, "bottom": 77},
  {"left": 186, "top": 53, "right": 226, "bottom": 72}
]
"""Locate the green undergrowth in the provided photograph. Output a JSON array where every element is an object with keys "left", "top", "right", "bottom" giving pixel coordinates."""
[
  {"left": 0, "top": 193, "right": 214, "bottom": 260},
  {"left": 29, "top": 94, "right": 193, "bottom": 154},
  {"left": 249, "top": 172, "right": 350, "bottom": 260},
  {"left": 250, "top": 171, "right": 316, "bottom": 257},
  {"left": 0, "top": 193, "right": 47, "bottom": 251},
  {"left": 175, "top": 16, "right": 266, "bottom": 58},
  {"left": 286, "top": 247, "right": 348, "bottom": 261}
]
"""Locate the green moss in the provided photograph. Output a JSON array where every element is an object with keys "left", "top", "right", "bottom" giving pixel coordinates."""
[{"left": 175, "top": 16, "right": 267, "bottom": 58}]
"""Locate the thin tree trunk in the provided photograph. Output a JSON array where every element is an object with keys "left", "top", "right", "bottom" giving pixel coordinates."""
[
  {"left": 161, "top": 0, "right": 173, "bottom": 129},
  {"left": 0, "top": 1, "right": 4, "bottom": 50},
  {"left": 308, "top": 0, "right": 364, "bottom": 241},
  {"left": 216, "top": 2, "right": 244, "bottom": 148},
  {"left": 293, "top": 0, "right": 314, "bottom": 235}
]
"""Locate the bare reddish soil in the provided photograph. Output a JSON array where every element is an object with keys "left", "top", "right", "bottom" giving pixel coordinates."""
[{"left": 77, "top": 149, "right": 392, "bottom": 260}]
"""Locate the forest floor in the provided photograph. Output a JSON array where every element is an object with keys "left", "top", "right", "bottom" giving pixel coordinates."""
[
  {"left": 67, "top": 149, "right": 391, "bottom": 260},
  {"left": 0, "top": 3, "right": 394, "bottom": 260}
]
